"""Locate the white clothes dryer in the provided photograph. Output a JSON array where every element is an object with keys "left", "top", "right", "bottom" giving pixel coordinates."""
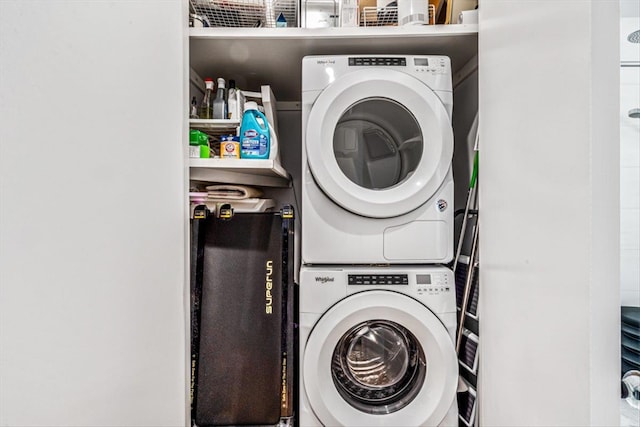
[
  {"left": 299, "top": 265, "right": 459, "bottom": 427},
  {"left": 302, "top": 55, "right": 454, "bottom": 265}
]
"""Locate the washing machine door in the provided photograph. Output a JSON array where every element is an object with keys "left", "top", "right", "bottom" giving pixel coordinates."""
[
  {"left": 306, "top": 68, "right": 453, "bottom": 218},
  {"left": 303, "top": 290, "right": 457, "bottom": 426}
]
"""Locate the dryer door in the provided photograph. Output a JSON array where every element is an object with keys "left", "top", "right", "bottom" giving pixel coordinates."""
[
  {"left": 303, "top": 290, "right": 457, "bottom": 426},
  {"left": 305, "top": 68, "right": 453, "bottom": 218}
]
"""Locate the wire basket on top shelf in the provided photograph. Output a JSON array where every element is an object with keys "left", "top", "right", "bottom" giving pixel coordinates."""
[
  {"left": 360, "top": 4, "right": 434, "bottom": 26},
  {"left": 190, "top": 0, "right": 298, "bottom": 27}
]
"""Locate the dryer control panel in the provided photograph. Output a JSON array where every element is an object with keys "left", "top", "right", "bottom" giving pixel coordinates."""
[
  {"left": 346, "top": 272, "right": 451, "bottom": 294},
  {"left": 413, "top": 57, "right": 449, "bottom": 74},
  {"left": 345, "top": 56, "right": 448, "bottom": 75},
  {"left": 348, "top": 57, "right": 407, "bottom": 66},
  {"left": 302, "top": 55, "right": 452, "bottom": 95}
]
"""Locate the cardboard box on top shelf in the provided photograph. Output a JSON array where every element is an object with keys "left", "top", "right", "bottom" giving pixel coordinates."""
[
  {"left": 430, "top": 0, "right": 445, "bottom": 23},
  {"left": 427, "top": 0, "right": 439, "bottom": 24},
  {"left": 444, "top": 0, "right": 477, "bottom": 24}
]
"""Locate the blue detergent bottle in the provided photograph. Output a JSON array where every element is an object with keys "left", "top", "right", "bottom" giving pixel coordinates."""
[{"left": 240, "top": 101, "right": 270, "bottom": 159}]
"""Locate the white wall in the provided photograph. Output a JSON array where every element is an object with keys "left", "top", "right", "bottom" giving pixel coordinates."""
[
  {"left": 620, "top": 16, "right": 640, "bottom": 307},
  {"left": 0, "top": 1, "right": 188, "bottom": 426},
  {"left": 479, "top": 1, "right": 620, "bottom": 425}
]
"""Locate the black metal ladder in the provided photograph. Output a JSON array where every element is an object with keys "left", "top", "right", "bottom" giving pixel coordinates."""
[{"left": 454, "top": 151, "right": 479, "bottom": 427}]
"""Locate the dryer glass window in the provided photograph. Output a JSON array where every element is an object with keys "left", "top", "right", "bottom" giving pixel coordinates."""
[
  {"left": 331, "top": 320, "right": 426, "bottom": 414},
  {"left": 333, "top": 98, "right": 423, "bottom": 190}
]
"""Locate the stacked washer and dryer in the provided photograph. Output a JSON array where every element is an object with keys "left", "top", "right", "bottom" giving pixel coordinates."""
[{"left": 299, "top": 55, "right": 459, "bottom": 426}]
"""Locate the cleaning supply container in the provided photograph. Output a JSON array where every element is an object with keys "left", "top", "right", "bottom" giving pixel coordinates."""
[
  {"left": 220, "top": 135, "right": 240, "bottom": 158},
  {"left": 240, "top": 101, "right": 270, "bottom": 159},
  {"left": 189, "top": 129, "right": 210, "bottom": 158}
]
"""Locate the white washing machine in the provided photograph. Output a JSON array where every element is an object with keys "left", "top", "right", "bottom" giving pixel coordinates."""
[
  {"left": 302, "top": 55, "right": 454, "bottom": 265},
  {"left": 299, "top": 265, "right": 458, "bottom": 427}
]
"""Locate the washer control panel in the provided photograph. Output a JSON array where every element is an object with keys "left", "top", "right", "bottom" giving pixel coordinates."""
[
  {"left": 416, "top": 272, "right": 451, "bottom": 296},
  {"left": 348, "top": 274, "right": 408, "bottom": 285},
  {"left": 333, "top": 268, "right": 455, "bottom": 311},
  {"left": 346, "top": 272, "right": 451, "bottom": 294}
]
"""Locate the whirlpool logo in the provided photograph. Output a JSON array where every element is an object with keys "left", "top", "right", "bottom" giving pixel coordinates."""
[
  {"left": 315, "top": 276, "right": 335, "bottom": 284},
  {"left": 265, "top": 260, "right": 273, "bottom": 314}
]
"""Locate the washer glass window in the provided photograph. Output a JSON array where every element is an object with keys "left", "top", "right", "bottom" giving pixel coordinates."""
[
  {"left": 331, "top": 320, "right": 427, "bottom": 414},
  {"left": 333, "top": 98, "right": 423, "bottom": 190}
]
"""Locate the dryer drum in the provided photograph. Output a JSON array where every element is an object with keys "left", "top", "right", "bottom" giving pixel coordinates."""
[
  {"left": 331, "top": 320, "right": 427, "bottom": 414},
  {"left": 333, "top": 97, "right": 423, "bottom": 191}
]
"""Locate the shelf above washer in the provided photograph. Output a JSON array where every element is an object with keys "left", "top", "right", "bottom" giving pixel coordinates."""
[
  {"left": 189, "top": 25, "right": 478, "bottom": 101},
  {"left": 189, "top": 24, "right": 478, "bottom": 40}
]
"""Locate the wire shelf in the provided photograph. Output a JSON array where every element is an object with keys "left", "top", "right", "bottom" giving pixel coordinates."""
[
  {"left": 360, "top": 4, "right": 435, "bottom": 27},
  {"left": 190, "top": 0, "right": 298, "bottom": 28},
  {"left": 360, "top": 6, "right": 397, "bottom": 26}
]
